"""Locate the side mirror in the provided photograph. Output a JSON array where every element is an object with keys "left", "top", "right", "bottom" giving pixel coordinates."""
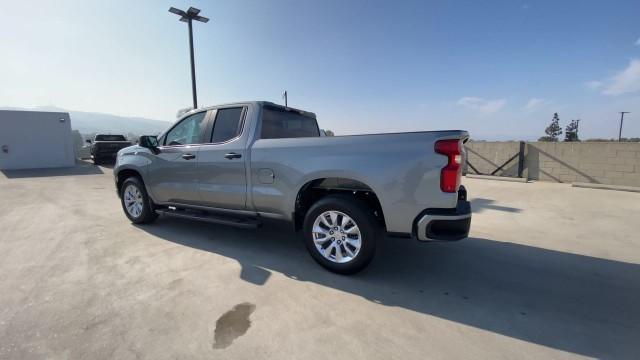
[
  {"left": 138, "top": 135, "right": 159, "bottom": 153},
  {"left": 86, "top": 139, "right": 92, "bottom": 144}
]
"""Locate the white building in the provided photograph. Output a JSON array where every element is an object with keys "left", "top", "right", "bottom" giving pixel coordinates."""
[{"left": 0, "top": 110, "right": 75, "bottom": 170}]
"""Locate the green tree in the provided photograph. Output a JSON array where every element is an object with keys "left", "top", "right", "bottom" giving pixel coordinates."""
[
  {"left": 539, "top": 113, "right": 562, "bottom": 141},
  {"left": 126, "top": 132, "right": 139, "bottom": 143},
  {"left": 324, "top": 129, "right": 335, "bottom": 136},
  {"left": 72, "top": 130, "right": 84, "bottom": 150},
  {"left": 564, "top": 119, "right": 580, "bottom": 142}
]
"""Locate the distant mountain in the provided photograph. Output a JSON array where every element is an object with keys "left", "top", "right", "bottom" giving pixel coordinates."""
[{"left": 0, "top": 106, "right": 172, "bottom": 136}]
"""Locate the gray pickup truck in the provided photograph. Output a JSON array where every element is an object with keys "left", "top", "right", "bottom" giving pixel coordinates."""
[{"left": 114, "top": 101, "right": 471, "bottom": 273}]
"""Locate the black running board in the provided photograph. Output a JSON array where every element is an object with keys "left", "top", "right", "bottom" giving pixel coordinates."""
[{"left": 155, "top": 208, "right": 260, "bottom": 229}]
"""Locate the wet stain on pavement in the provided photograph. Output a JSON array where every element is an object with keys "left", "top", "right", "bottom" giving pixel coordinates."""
[{"left": 212, "top": 302, "right": 256, "bottom": 349}]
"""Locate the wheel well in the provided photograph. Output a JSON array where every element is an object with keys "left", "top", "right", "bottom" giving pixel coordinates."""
[
  {"left": 116, "top": 169, "right": 142, "bottom": 195},
  {"left": 294, "top": 178, "right": 385, "bottom": 231}
]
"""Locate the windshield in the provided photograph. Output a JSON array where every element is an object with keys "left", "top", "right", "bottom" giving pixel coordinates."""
[
  {"left": 95, "top": 135, "right": 127, "bottom": 141},
  {"left": 260, "top": 107, "right": 320, "bottom": 139}
]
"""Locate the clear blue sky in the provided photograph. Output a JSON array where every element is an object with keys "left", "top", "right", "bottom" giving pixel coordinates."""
[{"left": 1, "top": 0, "right": 639, "bottom": 140}]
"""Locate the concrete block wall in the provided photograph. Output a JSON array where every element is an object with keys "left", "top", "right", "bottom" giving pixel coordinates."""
[
  {"left": 465, "top": 141, "right": 640, "bottom": 187},
  {"left": 527, "top": 142, "right": 640, "bottom": 186}
]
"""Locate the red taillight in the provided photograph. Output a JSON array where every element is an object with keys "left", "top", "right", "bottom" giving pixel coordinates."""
[{"left": 435, "top": 139, "right": 462, "bottom": 193}]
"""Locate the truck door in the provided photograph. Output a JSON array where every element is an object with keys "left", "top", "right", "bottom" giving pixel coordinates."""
[
  {"left": 147, "top": 111, "right": 208, "bottom": 204},
  {"left": 196, "top": 107, "right": 248, "bottom": 210}
]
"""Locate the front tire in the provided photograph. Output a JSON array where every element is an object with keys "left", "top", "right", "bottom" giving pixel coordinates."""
[
  {"left": 303, "top": 194, "right": 379, "bottom": 274},
  {"left": 120, "top": 177, "right": 158, "bottom": 224}
]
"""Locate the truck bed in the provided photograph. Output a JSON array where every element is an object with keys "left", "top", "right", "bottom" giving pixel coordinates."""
[{"left": 249, "top": 130, "right": 468, "bottom": 233}]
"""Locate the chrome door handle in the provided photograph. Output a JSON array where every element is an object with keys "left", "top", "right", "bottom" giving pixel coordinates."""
[
  {"left": 224, "top": 152, "right": 242, "bottom": 159},
  {"left": 182, "top": 153, "right": 196, "bottom": 160}
]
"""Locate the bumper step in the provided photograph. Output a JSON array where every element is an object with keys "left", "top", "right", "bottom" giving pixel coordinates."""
[
  {"left": 416, "top": 200, "right": 472, "bottom": 241},
  {"left": 155, "top": 208, "right": 261, "bottom": 229}
]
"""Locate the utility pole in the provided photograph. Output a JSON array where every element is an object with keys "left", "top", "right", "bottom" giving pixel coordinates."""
[
  {"left": 619, "top": 112, "right": 630, "bottom": 141},
  {"left": 187, "top": 18, "right": 197, "bottom": 109},
  {"left": 283, "top": 90, "right": 288, "bottom": 107},
  {"left": 169, "top": 7, "right": 210, "bottom": 110}
]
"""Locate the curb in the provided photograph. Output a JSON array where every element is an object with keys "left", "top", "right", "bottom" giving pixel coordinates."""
[
  {"left": 571, "top": 182, "right": 640, "bottom": 193},
  {"left": 465, "top": 174, "right": 528, "bottom": 183}
]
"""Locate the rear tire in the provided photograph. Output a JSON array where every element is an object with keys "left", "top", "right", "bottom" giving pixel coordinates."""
[
  {"left": 92, "top": 156, "right": 100, "bottom": 165},
  {"left": 303, "top": 194, "right": 379, "bottom": 274},
  {"left": 120, "top": 177, "right": 158, "bottom": 224}
]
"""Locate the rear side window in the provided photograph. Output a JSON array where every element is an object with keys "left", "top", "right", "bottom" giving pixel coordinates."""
[
  {"left": 261, "top": 107, "right": 320, "bottom": 139},
  {"left": 211, "top": 107, "right": 245, "bottom": 143},
  {"left": 96, "top": 135, "right": 126, "bottom": 141}
]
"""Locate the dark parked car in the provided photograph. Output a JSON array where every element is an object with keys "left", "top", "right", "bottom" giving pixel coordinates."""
[{"left": 87, "top": 134, "right": 131, "bottom": 165}]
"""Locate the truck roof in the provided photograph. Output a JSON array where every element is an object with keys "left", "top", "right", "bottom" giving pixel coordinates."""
[{"left": 180, "top": 101, "right": 316, "bottom": 120}]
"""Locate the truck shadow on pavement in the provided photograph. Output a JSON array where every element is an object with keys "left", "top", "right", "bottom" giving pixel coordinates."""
[
  {"left": 138, "top": 218, "right": 640, "bottom": 359},
  {"left": 469, "top": 198, "right": 521, "bottom": 213}
]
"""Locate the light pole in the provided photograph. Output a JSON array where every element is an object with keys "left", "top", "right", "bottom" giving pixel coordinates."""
[
  {"left": 169, "top": 7, "right": 209, "bottom": 110},
  {"left": 618, "top": 112, "right": 630, "bottom": 141}
]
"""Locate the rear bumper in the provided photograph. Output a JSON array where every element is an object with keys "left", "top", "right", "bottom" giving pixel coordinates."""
[
  {"left": 93, "top": 150, "right": 119, "bottom": 158},
  {"left": 415, "top": 187, "right": 471, "bottom": 241}
]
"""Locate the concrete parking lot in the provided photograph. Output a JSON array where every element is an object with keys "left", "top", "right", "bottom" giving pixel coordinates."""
[{"left": 1, "top": 162, "right": 639, "bottom": 359}]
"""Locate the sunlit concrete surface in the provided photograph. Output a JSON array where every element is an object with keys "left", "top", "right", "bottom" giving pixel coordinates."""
[{"left": 1, "top": 163, "right": 639, "bottom": 359}]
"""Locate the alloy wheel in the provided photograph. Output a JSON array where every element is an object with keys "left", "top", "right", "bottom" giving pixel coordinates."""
[
  {"left": 311, "top": 210, "right": 362, "bottom": 263},
  {"left": 123, "top": 184, "right": 144, "bottom": 218}
]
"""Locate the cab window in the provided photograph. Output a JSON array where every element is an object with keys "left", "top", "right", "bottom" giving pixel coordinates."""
[
  {"left": 261, "top": 106, "right": 320, "bottom": 139},
  {"left": 164, "top": 112, "right": 207, "bottom": 146},
  {"left": 210, "top": 107, "right": 245, "bottom": 143}
]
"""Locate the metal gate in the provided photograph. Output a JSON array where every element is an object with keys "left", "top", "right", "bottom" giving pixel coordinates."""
[{"left": 465, "top": 141, "right": 526, "bottom": 178}]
